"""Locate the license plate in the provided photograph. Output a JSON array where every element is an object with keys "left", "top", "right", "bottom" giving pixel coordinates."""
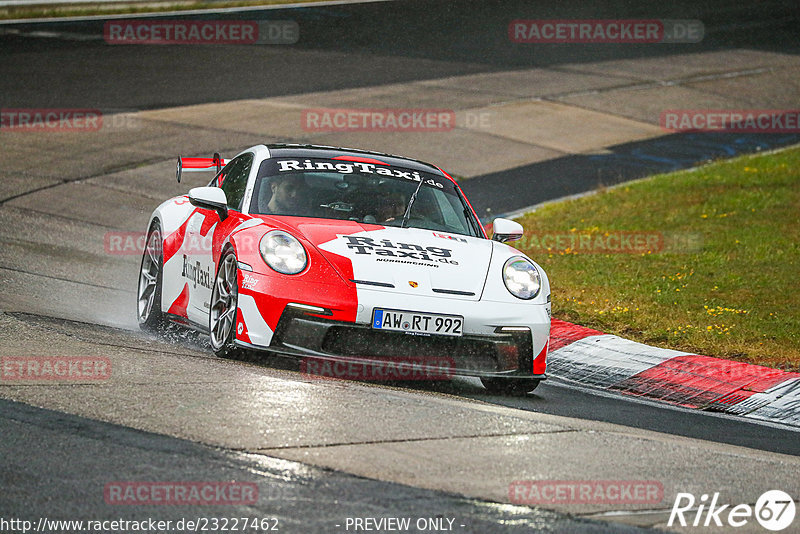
[{"left": 372, "top": 308, "right": 463, "bottom": 337}]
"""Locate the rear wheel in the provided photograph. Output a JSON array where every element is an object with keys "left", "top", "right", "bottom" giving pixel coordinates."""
[
  {"left": 209, "top": 251, "right": 247, "bottom": 359},
  {"left": 480, "top": 377, "right": 540, "bottom": 396},
  {"left": 137, "top": 222, "right": 168, "bottom": 333}
]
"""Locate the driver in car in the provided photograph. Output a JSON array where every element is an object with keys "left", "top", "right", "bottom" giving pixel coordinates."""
[
  {"left": 376, "top": 192, "right": 407, "bottom": 223},
  {"left": 265, "top": 176, "right": 306, "bottom": 214}
]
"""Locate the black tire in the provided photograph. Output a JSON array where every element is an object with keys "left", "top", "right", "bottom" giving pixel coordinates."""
[
  {"left": 137, "top": 221, "right": 168, "bottom": 333},
  {"left": 209, "top": 250, "right": 248, "bottom": 359},
  {"left": 480, "top": 377, "right": 541, "bottom": 396}
]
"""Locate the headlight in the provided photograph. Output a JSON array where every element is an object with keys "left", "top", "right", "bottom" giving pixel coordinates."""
[
  {"left": 259, "top": 230, "right": 307, "bottom": 274},
  {"left": 503, "top": 256, "right": 541, "bottom": 299}
]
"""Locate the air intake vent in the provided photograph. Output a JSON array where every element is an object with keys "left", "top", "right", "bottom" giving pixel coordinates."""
[
  {"left": 351, "top": 279, "right": 395, "bottom": 288},
  {"left": 432, "top": 288, "right": 475, "bottom": 296}
]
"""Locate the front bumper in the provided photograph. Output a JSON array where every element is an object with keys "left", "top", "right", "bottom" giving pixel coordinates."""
[{"left": 236, "top": 305, "right": 547, "bottom": 379}]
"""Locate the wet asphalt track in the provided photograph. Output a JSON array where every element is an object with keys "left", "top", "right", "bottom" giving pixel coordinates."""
[{"left": 3, "top": 397, "right": 642, "bottom": 534}]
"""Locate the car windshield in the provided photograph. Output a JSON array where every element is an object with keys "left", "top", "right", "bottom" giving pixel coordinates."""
[{"left": 249, "top": 157, "right": 482, "bottom": 237}]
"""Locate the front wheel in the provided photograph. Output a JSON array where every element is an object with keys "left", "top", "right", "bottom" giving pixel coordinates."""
[
  {"left": 480, "top": 377, "right": 540, "bottom": 396},
  {"left": 209, "top": 251, "right": 247, "bottom": 359},
  {"left": 137, "top": 222, "right": 168, "bottom": 333}
]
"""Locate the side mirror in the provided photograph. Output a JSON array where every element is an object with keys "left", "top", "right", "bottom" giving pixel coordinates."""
[
  {"left": 492, "top": 217, "right": 523, "bottom": 243},
  {"left": 188, "top": 187, "right": 228, "bottom": 221}
]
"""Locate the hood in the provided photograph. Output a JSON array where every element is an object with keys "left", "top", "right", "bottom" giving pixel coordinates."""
[{"left": 278, "top": 219, "right": 493, "bottom": 301}]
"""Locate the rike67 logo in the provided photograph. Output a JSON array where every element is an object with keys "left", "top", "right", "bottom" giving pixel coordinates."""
[{"left": 669, "top": 490, "right": 796, "bottom": 531}]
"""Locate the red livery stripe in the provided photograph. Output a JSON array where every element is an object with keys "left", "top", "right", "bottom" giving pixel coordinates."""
[
  {"left": 331, "top": 155, "right": 389, "bottom": 165},
  {"left": 163, "top": 208, "right": 198, "bottom": 264},
  {"left": 533, "top": 340, "right": 548, "bottom": 375},
  {"left": 167, "top": 283, "right": 190, "bottom": 318}
]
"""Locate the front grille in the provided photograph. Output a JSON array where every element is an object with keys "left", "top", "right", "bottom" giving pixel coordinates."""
[
  {"left": 322, "top": 326, "right": 513, "bottom": 372},
  {"left": 273, "top": 312, "right": 534, "bottom": 374}
]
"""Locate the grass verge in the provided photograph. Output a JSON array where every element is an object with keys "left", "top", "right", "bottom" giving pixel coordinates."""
[
  {"left": 1, "top": 0, "right": 328, "bottom": 21},
  {"left": 514, "top": 145, "right": 800, "bottom": 370}
]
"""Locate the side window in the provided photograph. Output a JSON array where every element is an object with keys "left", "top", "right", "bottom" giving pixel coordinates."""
[{"left": 218, "top": 154, "right": 253, "bottom": 210}]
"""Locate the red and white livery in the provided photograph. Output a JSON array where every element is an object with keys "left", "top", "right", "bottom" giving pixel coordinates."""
[{"left": 137, "top": 144, "right": 550, "bottom": 394}]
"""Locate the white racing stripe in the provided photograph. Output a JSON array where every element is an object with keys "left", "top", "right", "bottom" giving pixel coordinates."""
[
  {"left": 237, "top": 293, "right": 274, "bottom": 347},
  {"left": 730, "top": 378, "right": 800, "bottom": 426}
]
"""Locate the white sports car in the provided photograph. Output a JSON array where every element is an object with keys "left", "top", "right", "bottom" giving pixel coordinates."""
[{"left": 137, "top": 144, "right": 551, "bottom": 394}]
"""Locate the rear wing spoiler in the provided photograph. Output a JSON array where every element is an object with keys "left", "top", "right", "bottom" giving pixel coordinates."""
[{"left": 176, "top": 153, "right": 228, "bottom": 183}]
